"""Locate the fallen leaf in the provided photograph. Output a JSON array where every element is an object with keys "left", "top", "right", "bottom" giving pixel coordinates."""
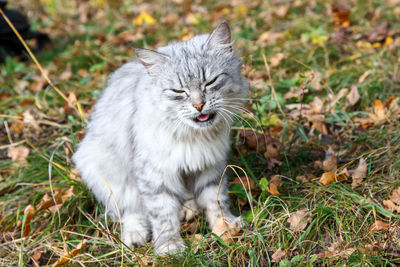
[
  {"left": 287, "top": 209, "right": 312, "bottom": 232},
  {"left": 64, "top": 92, "right": 78, "bottom": 114},
  {"left": 190, "top": 234, "right": 205, "bottom": 253},
  {"left": 309, "top": 96, "right": 324, "bottom": 114},
  {"left": 350, "top": 158, "right": 367, "bottom": 188},
  {"left": 383, "top": 187, "right": 400, "bottom": 212},
  {"left": 229, "top": 176, "right": 257, "bottom": 190},
  {"left": 346, "top": 85, "right": 360, "bottom": 107},
  {"left": 358, "top": 70, "right": 372, "bottom": 83},
  {"left": 270, "top": 53, "right": 285, "bottom": 67},
  {"left": 256, "top": 31, "right": 284, "bottom": 46},
  {"left": 322, "top": 147, "right": 337, "bottom": 172},
  {"left": 274, "top": 5, "right": 288, "bottom": 18},
  {"left": 319, "top": 169, "right": 349, "bottom": 185},
  {"left": 369, "top": 220, "right": 389, "bottom": 232},
  {"left": 59, "top": 66, "right": 72, "bottom": 80},
  {"left": 318, "top": 242, "right": 355, "bottom": 258},
  {"left": 21, "top": 205, "right": 36, "bottom": 237},
  {"left": 160, "top": 12, "right": 179, "bottom": 24},
  {"left": 52, "top": 239, "right": 87, "bottom": 267},
  {"left": 369, "top": 99, "right": 386, "bottom": 122},
  {"left": 266, "top": 175, "right": 280, "bottom": 195},
  {"left": 212, "top": 217, "right": 241, "bottom": 243},
  {"left": 331, "top": 4, "right": 350, "bottom": 28},
  {"left": 271, "top": 248, "right": 286, "bottom": 262},
  {"left": 8, "top": 146, "right": 30, "bottom": 165},
  {"left": 36, "top": 186, "right": 75, "bottom": 212},
  {"left": 133, "top": 10, "right": 156, "bottom": 26},
  {"left": 284, "top": 87, "right": 309, "bottom": 100},
  {"left": 32, "top": 249, "right": 42, "bottom": 264},
  {"left": 264, "top": 143, "right": 283, "bottom": 169},
  {"left": 22, "top": 109, "right": 42, "bottom": 137},
  {"left": 10, "top": 121, "right": 24, "bottom": 135}
]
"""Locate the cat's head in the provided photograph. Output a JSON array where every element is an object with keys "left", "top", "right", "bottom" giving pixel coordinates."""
[{"left": 135, "top": 21, "right": 249, "bottom": 131}]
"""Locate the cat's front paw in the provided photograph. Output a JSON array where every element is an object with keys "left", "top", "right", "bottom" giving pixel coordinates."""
[
  {"left": 225, "top": 215, "right": 247, "bottom": 228},
  {"left": 155, "top": 239, "right": 186, "bottom": 256},
  {"left": 123, "top": 230, "right": 150, "bottom": 247},
  {"left": 180, "top": 199, "right": 199, "bottom": 221}
]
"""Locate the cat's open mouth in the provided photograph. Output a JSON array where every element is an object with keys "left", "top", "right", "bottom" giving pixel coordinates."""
[{"left": 194, "top": 113, "right": 216, "bottom": 124}]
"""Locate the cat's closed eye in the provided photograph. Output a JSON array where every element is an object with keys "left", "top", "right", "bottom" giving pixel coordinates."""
[
  {"left": 205, "top": 73, "right": 227, "bottom": 89},
  {"left": 171, "top": 89, "right": 186, "bottom": 93}
]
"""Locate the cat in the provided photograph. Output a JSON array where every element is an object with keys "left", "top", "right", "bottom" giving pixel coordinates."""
[{"left": 72, "top": 21, "right": 249, "bottom": 255}]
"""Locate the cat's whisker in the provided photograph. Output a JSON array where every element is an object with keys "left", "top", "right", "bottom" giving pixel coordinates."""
[
  {"left": 219, "top": 107, "right": 260, "bottom": 149},
  {"left": 217, "top": 111, "right": 232, "bottom": 136},
  {"left": 222, "top": 103, "right": 264, "bottom": 131}
]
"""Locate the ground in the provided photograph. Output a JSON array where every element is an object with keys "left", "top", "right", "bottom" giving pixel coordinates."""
[{"left": 1, "top": 0, "right": 400, "bottom": 266}]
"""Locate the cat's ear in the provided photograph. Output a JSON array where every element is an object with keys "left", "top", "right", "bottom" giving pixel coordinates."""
[
  {"left": 205, "top": 21, "right": 232, "bottom": 51},
  {"left": 134, "top": 48, "right": 169, "bottom": 75}
]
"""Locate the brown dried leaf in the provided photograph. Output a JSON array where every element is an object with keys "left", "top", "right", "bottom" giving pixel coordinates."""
[
  {"left": 270, "top": 53, "right": 285, "bottom": 67},
  {"left": 52, "top": 239, "right": 87, "bottom": 267},
  {"left": 309, "top": 96, "right": 324, "bottom": 114},
  {"left": 8, "top": 145, "right": 30, "bottom": 165},
  {"left": 22, "top": 205, "right": 36, "bottom": 237},
  {"left": 212, "top": 217, "right": 241, "bottom": 243},
  {"left": 10, "top": 121, "right": 24, "bottom": 135},
  {"left": 322, "top": 147, "right": 337, "bottom": 172},
  {"left": 271, "top": 248, "right": 286, "bottom": 263},
  {"left": 59, "top": 66, "right": 72, "bottom": 81},
  {"left": 256, "top": 31, "right": 284, "bottom": 46},
  {"left": 287, "top": 209, "right": 312, "bottom": 232},
  {"left": 22, "top": 109, "right": 42, "bottom": 137},
  {"left": 383, "top": 187, "right": 400, "bottom": 212},
  {"left": 266, "top": 175, "right": 280, "bottom": 195},
  {"left": 284, "top": 87, "right": 309, "bottom": 100},
  {"left": 331, "top": 4, "right": 350, "bottom": 28},
  {"left": 318, "top": 242, "right": 355, "bottom": 258},
  {"left": 350, "top": 158, "right": 367, "bottom": 188},
  {"left": 190, "top": 234, "right": 205, "bottom": 253},
  {"left": 229, "top": 176, "right": 257, "bottom": 190},
  {"left": 36, "top": 186, "right": 75, "bottom": 212},
  {"left": 369, "top": 220, "right": 389, "bottom": 232},
  {"left": 274, "top": 5, "right": 289, "bottom": 18},
  {"left": 346, "top": 86, "right": 360, "bottom": 107},
  {"left": 32, "top": 249, "right": 42, "bottom": 264}
]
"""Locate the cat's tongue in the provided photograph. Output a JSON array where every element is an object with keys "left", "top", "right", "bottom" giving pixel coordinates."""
[{"left": 197, "top": 114, "right": 210, "bottom": 122}]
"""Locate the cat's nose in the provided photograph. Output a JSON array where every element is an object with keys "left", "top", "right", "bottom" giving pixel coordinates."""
[{"left": 193, "top": 103, "right": 204, "bottom": 111}]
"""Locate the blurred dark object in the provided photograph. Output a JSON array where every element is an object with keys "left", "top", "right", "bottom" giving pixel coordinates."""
[{"left": 0, "top": 0, "right": 50, "bottom": 62}]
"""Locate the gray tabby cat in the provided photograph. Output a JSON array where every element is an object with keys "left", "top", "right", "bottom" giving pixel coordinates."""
[{"left": 72, "top": 21, "right": 249, "bottom": 255}]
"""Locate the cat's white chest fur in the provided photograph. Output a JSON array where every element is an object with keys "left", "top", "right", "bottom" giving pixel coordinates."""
[{"left": 135, "top": 122, "right": 230, "bottom": 174}]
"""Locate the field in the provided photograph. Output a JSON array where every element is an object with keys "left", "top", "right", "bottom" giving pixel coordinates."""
[{"left": 1, "top": 0, "right": 400, "bottom": 266}]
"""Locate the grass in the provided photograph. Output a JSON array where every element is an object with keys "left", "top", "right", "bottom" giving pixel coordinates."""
[{"left": 1, "top": 0, "right": 400, "bottom": 266}]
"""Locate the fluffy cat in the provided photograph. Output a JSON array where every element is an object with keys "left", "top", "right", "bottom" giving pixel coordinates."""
[{"left": 72, "top": 21, "right": 249, "bottom": 255}]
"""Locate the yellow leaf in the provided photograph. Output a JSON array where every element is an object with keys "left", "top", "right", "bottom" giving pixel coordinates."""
[
  {"left": 385, "top": 36, "right": 394, "bottom": 46},
  {"left": 369, "top": 99, "right": 386, "bottom": 122},
  {"left": 312, "top": 35, "right": 328, "bottom": 46},
  {"left": 89, "top": 0, "right": 105, "bottom": 8},
  {"left": 133, "top": 11, "right": 156, "bottom": 26},
  {"left": 233, "top": 5, "right": 247, "bottom": 17}
]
